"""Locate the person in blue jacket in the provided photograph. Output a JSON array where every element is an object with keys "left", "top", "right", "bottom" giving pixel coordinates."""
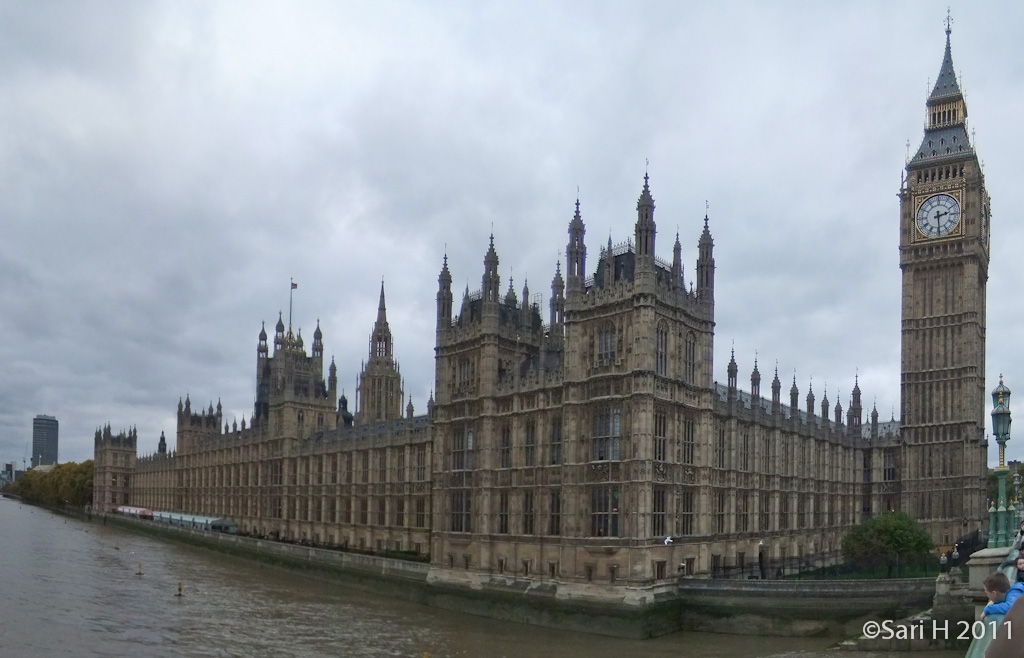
[{"left": 983, "top": 571, "right": 1024, "bottom": 618}]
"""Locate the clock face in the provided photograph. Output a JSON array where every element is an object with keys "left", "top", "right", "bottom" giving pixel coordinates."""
[{"left": 916, "top": 193, "right": 961, "bottom": 238}]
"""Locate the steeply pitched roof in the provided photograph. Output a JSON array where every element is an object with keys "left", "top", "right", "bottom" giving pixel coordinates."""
[
  {"left": 911, "top": 124, "right": 973, "bottom": 165},
  {"left": 929, "top": 30, "right": 962, "bottom": 102}
]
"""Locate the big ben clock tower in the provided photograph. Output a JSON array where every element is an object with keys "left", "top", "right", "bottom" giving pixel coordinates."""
[{"left": 900, "top": 22, "right": 990, "bottom": 544}]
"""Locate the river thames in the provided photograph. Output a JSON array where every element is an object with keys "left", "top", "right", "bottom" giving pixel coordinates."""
[{"left": 0, "top": 498, "right": 962, "bottom": 658}]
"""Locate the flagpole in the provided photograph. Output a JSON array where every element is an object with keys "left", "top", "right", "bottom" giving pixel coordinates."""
[{"left": 289, "top": 278, "right": 294, "bottom": 331}]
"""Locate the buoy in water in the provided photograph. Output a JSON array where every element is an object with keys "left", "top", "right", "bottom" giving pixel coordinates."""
[
  {"left": 115, "top": 544, "right": 120, "bottom": 550},
  {"left": 135, "top": 563, "right": 143, "bottom": 576},
  {"left": 175, "top": 582, "right": 183, "bottom": 597}
]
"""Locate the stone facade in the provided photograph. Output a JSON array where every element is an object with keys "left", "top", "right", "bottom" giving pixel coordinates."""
[
  {"left": 94, "top": 29, "right": 989, "bottom": 583},
  {"left": 898, "top": 26, "right": 990, "bottom": 546},
  {"left": 93, "top": 425, "right": 137, "bottom": 510}
]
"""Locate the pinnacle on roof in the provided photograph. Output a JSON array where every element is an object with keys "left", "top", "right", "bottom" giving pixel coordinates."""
[
  {"left": 570, "top": 197, "right": 583, "bottom": 228},
  {"left": 929, "top": 23, "right": 962, "bottom": 102},
  {"left": 699, "top": 212, "right": 713, "bottom": 244},
  {"left": 637, "top": 172, "right": 655, "bottom": 210},
  {"left": 439, "top": 253, "right": 452, "bottom": 284},
  {"left": 376, "top": 280, "right": 388, "bottom": 324}
]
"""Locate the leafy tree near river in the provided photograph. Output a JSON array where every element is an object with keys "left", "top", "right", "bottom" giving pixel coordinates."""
[
  {"left": 10, "top": 460, "right": 93, "bottom": 507},
  {"left": 841, "top": 511, "right": 933, "bottom": 578}
]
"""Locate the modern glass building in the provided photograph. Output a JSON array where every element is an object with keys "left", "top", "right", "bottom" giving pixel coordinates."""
[{"left": 32, "top": 415, "right": 59, "bottom": 467}]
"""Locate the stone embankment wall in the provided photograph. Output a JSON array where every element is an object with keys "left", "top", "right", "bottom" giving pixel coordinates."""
[
  {"left": 676, "top": 577, "right": 935, "bottom": 636},
  {"left": 103, "top": 513, "right": 935, "bottom": 639}
]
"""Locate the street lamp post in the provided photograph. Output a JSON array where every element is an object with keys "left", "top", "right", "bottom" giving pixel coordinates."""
[{"left": 989, "top": 376, "right": 1013, "bottom": 548}]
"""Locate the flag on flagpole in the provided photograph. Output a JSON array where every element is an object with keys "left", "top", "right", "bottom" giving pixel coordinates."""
[{"left": 291, "top": 282, "right": 298, "bottom": 289}]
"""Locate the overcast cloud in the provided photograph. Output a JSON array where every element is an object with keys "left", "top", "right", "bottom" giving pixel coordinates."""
[{"left": 2, "top": 1, "right": 1022, "bottom": 467}]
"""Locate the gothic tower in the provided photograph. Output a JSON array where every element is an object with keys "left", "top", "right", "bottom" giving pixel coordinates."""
[
  {"left": 899, "top": 23, "right": 989, "bottom": 543},
  {"left": 356, "top": 282, "right": 404, "bottom": 424}
]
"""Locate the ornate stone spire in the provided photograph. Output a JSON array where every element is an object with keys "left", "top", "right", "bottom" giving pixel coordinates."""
[
  {"left": 483, "top": 234, "right": 500, "bottom": 302},
  {"left": 635, "top": 172, "right": 656, "bottom": 258},
  {"left": 929, "top": 16, "right": 961, "bottom": 102},
  {"left": 566, "top": 197, "right": 586, "bottom": 288}
]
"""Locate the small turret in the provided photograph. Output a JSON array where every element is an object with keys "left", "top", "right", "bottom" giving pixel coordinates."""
[
  {"left": 338, "top": 393, "right": 354, "bottom": 428},
  {"left": 750, "top": 358, "right": 761, "bottom": 400},
  {"left": 312, "top": 320, "right": 323, "bottom": 358},
  {"left": 482, "top": 235, "right": 500, "bottom": 303},
  {"left": 848, "top": 374, "right": 863, "bottom": 430},
  {"left": 634, "top": 172, "right": 656, "bottom": 259},
  {"left": 672, "top": 231, "right": 683, "bottom": 289},
  {"left": 504, "top": 277, "right": 518, "bottom": 307},
  {"left": 549, "top": 261, "right": 565, "bottom": 329},
  {"left": 789, "top": 375, "right": 799, "bottom": 416},
  {"left": 437, "top": 253, "right": 453, "bottom": 330},
  {"left": 274, "top": 313, "right": 285, "bottom": 353},
  {"left": 566, "top": 198, "right": 586, "bottom": 293},
  {"left": 696, "top": 213, "right": 715, "bottom": 300},
  {"left": 603, "top": 235, "right": 615, "bottom": 286},
  {"left": 521, "top": 278, "right": 531, "bottom": 324},
  {"left": 771, "top": 366, "right": 782, "bottom": 413},
  {"left": 727, "top": 348, "right": 738, "bottom": 399},
  {"left": 821, "top": 386, "right": 830, "bottom": 429},
  {"left": 328, "top": 357, "right": 338, "bottom": 396}
]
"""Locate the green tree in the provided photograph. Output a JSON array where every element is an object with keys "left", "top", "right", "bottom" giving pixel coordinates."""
[
  {"left": 841, "top": 511, "right": 933, "bottom": 578},
  {"left": 12, "top": 461, "right": 93, "bottom": 507}
]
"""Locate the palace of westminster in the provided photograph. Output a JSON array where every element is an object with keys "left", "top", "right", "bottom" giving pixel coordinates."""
[{"left": 95, "top": 28, "right": 992, "bottom": 584}]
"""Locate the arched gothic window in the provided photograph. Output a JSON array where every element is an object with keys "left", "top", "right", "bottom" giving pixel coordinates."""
[
  {"left": 598, "top": 322, "right": 616, "bottom": 365},
  {"left": 591, "top": 406, "right": 621, "bottom": 461},
  {"left": 656, "top": 322, "right": 668, "bottom": 376},
  {"left": 684, "top": 332, "right": 697, "bottom": 383}
]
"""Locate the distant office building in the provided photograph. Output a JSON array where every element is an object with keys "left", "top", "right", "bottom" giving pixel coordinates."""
[{"left": 32, "top": 415, "right": 59, "bottom": 467}]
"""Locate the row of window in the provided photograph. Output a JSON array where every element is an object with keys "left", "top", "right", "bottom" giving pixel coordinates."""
[
  {"left": 448, "top": 487, "right": 862, "bottom": 537},
  {"left": 270, "top": 495, "right": 430, "bottom": 528},
  {"left": 930, "top": 107, "right": 958, "bottom": 126},
  {"left": 176, "top": 449, "right": 430, "bottom": 488}
]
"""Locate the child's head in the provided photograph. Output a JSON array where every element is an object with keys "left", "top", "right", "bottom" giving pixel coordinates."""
[
  {"left": 985, "top": 571, "right": 1011, "bottom": 602},
  {"left": 1016, "top": 556, "right": 1024, "bottom": 572}
]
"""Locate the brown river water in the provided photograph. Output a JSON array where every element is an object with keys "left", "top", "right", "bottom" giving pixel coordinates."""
[{"left": 0, "top": 498, "right": 962, "bottom": 658}]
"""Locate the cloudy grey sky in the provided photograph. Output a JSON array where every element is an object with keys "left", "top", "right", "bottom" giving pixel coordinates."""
[{"left": 2, "top": 1, "right": 1022, "bottom": 467}]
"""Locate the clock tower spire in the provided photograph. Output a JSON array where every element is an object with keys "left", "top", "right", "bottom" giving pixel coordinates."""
[{"left": 899, "top": 20, "right": 989, "bottom": 544}]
